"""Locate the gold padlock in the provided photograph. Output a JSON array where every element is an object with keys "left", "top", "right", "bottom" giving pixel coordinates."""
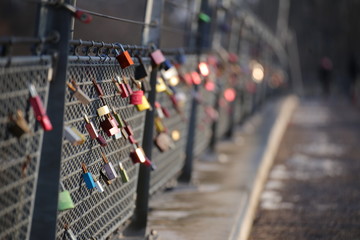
[
  {"left": 154, "top": 117, "right": 165, "bottom": 133},
  {"left": 156, "top": 77, "right": 167, "bottom": 93},
  {"left": 136, "top": 96, "right": 151, "bottom": 111}
]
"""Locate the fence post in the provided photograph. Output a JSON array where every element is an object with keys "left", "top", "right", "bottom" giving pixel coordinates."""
[
  {"left": 126, "top": 0, "right": 163, "bottom": 236},
  {"left": 30, "top": 2, "right": 72, "bottom": 240},
  {"left": 179, "top": 0, "right": 209, "bottom": 183}
]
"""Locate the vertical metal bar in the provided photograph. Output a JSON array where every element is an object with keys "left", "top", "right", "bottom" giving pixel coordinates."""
[
  {"left": 179, "top": 83, "right": 199, "bottom": 182},
  {"left": 208, "top": 83, "right": 221, "bottom": 152},
  {"left": 132, "top": 68, "right": 158, "bottom": 234},
  {"left": 30, "top": 1, "right": 72, "bottom": 240},
  {"left": 179, "top": 0, "right": 208, "bottom": 183},
  {"left": 127, "top": 0, "right": 163, "bottom": 236}
]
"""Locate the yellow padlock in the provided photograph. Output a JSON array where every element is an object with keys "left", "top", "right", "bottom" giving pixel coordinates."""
[
  {"left": 154, "top": 117, "right": 165, "bottom": 133},
  {"left": 136, "top": 96, "right": 151, "bottom": 111},
  {"left": 156, "top": 77, "right": 167, "bottom": 93}
]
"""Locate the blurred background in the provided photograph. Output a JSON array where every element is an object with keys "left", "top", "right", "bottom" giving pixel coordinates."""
[{"left": 2, "top": 0, "right": 359, "bottom": 97}]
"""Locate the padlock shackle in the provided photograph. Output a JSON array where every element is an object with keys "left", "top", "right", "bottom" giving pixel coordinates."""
[
  {"left": 114, "top": 42, "right": 125, "bottom": 53},
  {"left": 83, "top": 114, "right": 90, "bottom": 123},
  {"left": 28, "top": 84, "right": 38, "bottom": 97},
  {"left": 149, "top": 43, "right": 157, "bottom": 51},
  {"left": 119, "top": 162, "right": 124, "bottom": 170},
  {"left": 130, "top": 76, "right": 142, "bottom": 90},
  {"left": 81, "top": 162, "right": 88, "bottom": 173},
  {"left": 99, "top": 96, "right": 106, "bottom": 106},
  {"left": 101, "top": 152, "right": 109, "bottom": 163},
  {"left": 135, "top": 54, "right": 144, "bottom": 65},
  {"left": 66, "top": 82, "right": 77, "bottom": 92}
]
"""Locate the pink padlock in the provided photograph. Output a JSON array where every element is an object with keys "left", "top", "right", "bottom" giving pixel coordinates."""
[{"left": 130, "top": 90, "right": 144, "bottom": 105}]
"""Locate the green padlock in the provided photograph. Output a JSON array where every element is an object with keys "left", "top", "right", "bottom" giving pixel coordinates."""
[{"left": 58, "top": 182, "right": 75, "bottom": 211}]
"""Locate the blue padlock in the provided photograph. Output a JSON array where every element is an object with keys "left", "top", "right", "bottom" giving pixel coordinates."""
[
  {"left": 81, "top": 163, "right": 96, "bottom": 189},
  {"left": 162, "top": 59, "right": 173, "bottom": 71}
]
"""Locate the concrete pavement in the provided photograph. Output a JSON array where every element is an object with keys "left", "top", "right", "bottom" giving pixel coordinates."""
[{"left": 144, "top": 95, "right": 298, "bottom": 240}]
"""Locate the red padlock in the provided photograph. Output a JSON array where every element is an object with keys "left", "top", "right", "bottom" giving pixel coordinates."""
[
  {"left": 115, "top": 44, "right": 134, "bottom": 69},
  {"left": 29, "top": 84, "right": 53, "bottom": 131},
  {"left": 130, "top": 90, "right": 143, "bottom": 105},
  {"left": 161, "top": 106, "right": 171, "bottom": 118}
]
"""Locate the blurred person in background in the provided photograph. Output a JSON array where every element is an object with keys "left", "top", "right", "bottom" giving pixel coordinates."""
[{"left": 318, "top": 56, "right": 333, "bottom": 98}]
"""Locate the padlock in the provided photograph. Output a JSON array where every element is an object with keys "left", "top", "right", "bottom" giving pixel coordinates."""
[
  {"left": 121, "top": 128, "right": 129, "bottom": 139},
  {"left": 150, "top": 49, "right": 166, "bottom": 66},
  {"left": 154, "top": 102, "right": 165, "bottom": 119},
  {"left": 67, "top": 82, "right": 91, "bottom": 105},
  {"left": 93, "top": 175, "right": 104, "bottom": 193},
  {"left": 63, "top": 224, "right": 77, "bottom": 240},
  {"left": 116, "top": 76, "right": 130, "bottom": 98},
  {"left": 156, "top": 77, "right": 167, "bottom": 92},
  {"left": 124, "top": 123, "right": 134, "bottom": 136},
  {"left": 112, "top": 109, "right": 125, "bottom": 128},
  {"left": 115, "top": 43, "right": 134, "bottom": 69},
  {"left": 100, "top": 170, "right": 112, "bottom": 185},
  {"left": 92, "top": 79, "right": 104, "bottom": 96},
  {"left": 162, "top": 59, "right": 173, "bottom": 71},
  {"left": 8, "top": 110, "right": 31, "bottom": 137},
  {"left": 96, "top": 134, "right": 107, "bottom": 147},
  {"left": 101, "top": 152, "right": 118, "bottom": 180},
  {"left": 135, "top": 96, "right": 151, "bottom": 112},
  {"left": 123, "top": 77, "right": 134, "bottom": 95},
  {"left": 113, "top": 132, "right": 123, "bottom": 140},
  {"left": 142, "top": 155, "right": 156, "bottom": 170},
  {"left": 119, "top": 163, "right": 129, "bottom": 183},
  {"left": 83, "top": 114, "right": 98, "bottom": 139},
  {"left": 100, "top": 115, "right": 120, "bottom": 137},
  {"left": 130, "top": 145, "right": 146, "bottom": 163},
  {"left": 97, "top": 104, "right": 111, "bottom": 117},
  {"left": 154, "top": 117, "right": 166, "bottom": 133},
  {"left": 64, "top": 126, "right": 85, "bottom": 145},
  {"left": 154, "top": 132, "right": 172, "bottom": 152},
  {"left": 128, "top": 135, "right": 136, "bottom": 144},
  {"left": 29, "top": 84, "right": 53, "bottom": 131},
  {"left": 161, "top": 106, "right": 171, "bottom": 118},
  {"left": 81, "top": 163, "right": 96, "bottom": 189},
  {"left": 111, "top": 77, "right": 122, "bottom": 94},
  {"left": 130, "top": 76, "right": 142, "bottom": 90},
  {"left": 58, "top": 182, "right": 75, "bottom": 211},
  {"left": 130, "top": 90, "right": 143, "bottom": 105},
  {"left": 134, "top": 55, "right": 148, "bottom": 80},
  {"left": 62, "top": 3, "right": 92, "bottom": 24},
  {"left": 141, "top": 78, "right": 152, "bottom": 92}
]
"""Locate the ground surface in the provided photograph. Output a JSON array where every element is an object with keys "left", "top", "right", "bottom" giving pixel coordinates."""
[{"left": 249, "top": 98, "right": 360, "bottom": 240}]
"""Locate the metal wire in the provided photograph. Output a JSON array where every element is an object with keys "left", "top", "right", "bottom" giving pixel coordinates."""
[
  {"left": 55, "top": 53, "right": 148, "bottom": 240},
  {"left": 0, "top": 55, "right": 52, "bottom": 240}
]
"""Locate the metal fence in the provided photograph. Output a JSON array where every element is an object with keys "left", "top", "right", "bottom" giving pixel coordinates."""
[
  {"left": 55, "top": 45, "right": 150, "bottom": 239},
  {"left": 148, "top": 54, "right": 195, "bottom": 195},
  {"left": 0, "top": 56, "right": 52, "bottom": 240}
]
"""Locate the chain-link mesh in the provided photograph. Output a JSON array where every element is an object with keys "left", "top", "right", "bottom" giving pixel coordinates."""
[
  {"left": 148, "top": 54, "right": 199, "bottom": 195},
  {"left": 216, "top": 74, "right": 231, "bottom": 138},
  {"left": 149, "top": 83, "right": 191, "bottom": 195},
  {"left": 56, "top": 53, "right": 149, "bottom": 240},
  {"left": 193, "top": 84, "right": 216, "bottom": 157},
  {"left": 0, "top": 56, "right": 52, "bottom": 240}
]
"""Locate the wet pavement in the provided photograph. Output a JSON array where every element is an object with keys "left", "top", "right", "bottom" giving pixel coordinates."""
[
  {"left": 249, "top": 97, "right": 360, "bottom": 240},
  {"left": 145, "top": 96, "right": 295, "bottom": 240}
]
